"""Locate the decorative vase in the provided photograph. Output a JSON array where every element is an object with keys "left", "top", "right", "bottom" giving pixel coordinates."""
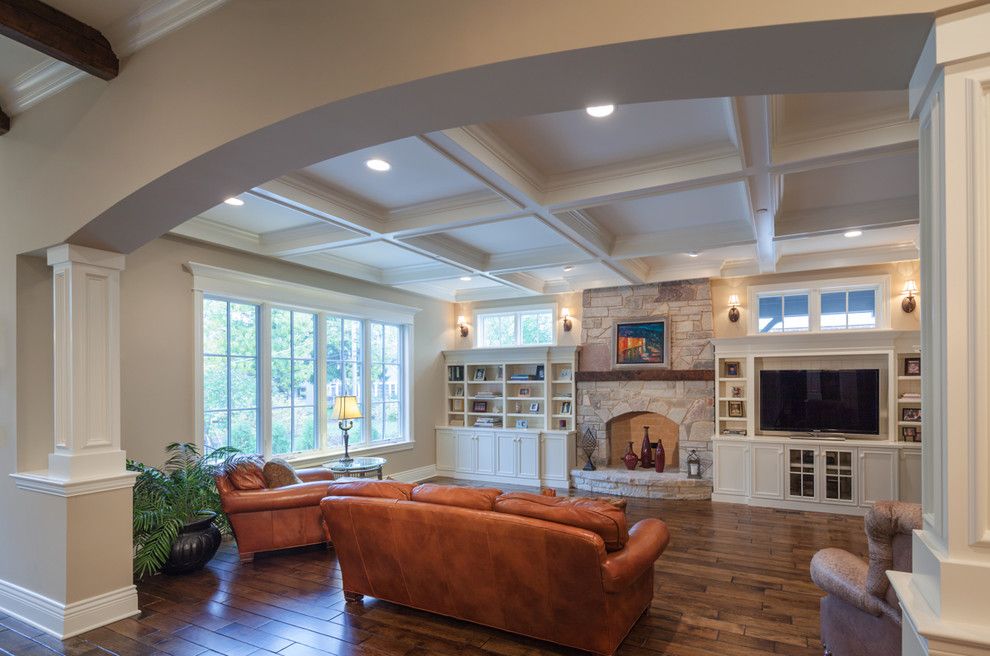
[
  {"left": 655, "top": 438, "right": 666, "bottom": 473},
  {"left": 162, "top": 512, "right": 222, "bottom": 575},
  {"left": 623, "top": 442, "right": 639, "bottom": 470},
  {"left": 640, "top": 426, "right": 653, "bottom": 468}
]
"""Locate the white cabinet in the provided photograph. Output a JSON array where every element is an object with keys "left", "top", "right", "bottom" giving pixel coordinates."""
[
  {"left": 786, "top": 447, "right": 819, "bottom": 502},
  {"left": 859, "top": 448, "right": 897, "bottom": 507},
  {"left": 822, "top": 448, "right": 857, "bottom": 506},
  {"left": 437, "top": 428, "right": 571, "bottom": 487},
  {"left": 751, "top": 443, "right": 784, "bottom": 499},
  {"left": 899, "top": 448, "right": 922, "bottom": 503},
  {"left": 713, "top": 441, "right": 749, "bottom": 497}
]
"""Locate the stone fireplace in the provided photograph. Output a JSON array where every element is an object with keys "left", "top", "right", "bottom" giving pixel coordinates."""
[{"left": 570, "top": 279, "right": 716, "bottom": 499}]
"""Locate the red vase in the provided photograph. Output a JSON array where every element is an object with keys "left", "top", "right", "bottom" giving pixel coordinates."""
[
  {"left": 640, "top": 426, "right": 653, "bottom": 468},
  {"left": 623, "top": 442, "right": 639, "bottom": 470},
  {"left": 655, "top": 439, "right": 666, "bottom": 473}
]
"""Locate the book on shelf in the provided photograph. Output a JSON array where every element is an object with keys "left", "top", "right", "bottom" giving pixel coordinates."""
[
  {"left": 900, "top": 393, "right": 921, "bottom": 399},
  {"left": 447, "top": 365, "right": 464, "bottom": 381},
  {"left": 473, "top": 417, "right": 503, "bottom": 428},
  {"left": 473, "top": 391, "right": 502, "bottom": 398},
  {"left": 449, "top": 418, "right": 464, "bottom": 426},
  {"left": 509, "top": 374, "right": 536, "bottom": 380}
]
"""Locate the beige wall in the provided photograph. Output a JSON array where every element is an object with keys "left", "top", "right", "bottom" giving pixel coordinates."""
[
  {"left": 710, "top": 261, "right": 921, "bottom": 337},
  {"left": 118, "top": 235, "right": 452, "bottom": 472},
  {"left": 454, "top": 291, "right": 582, "bottom": 350}
]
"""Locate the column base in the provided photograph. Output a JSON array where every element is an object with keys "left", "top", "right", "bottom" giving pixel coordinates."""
[
  {"left": 0, "top": 579, "right": 138, "bottom": 640},
  {"left": 889, "top": 572, "right": 990, "bottom": 655}
]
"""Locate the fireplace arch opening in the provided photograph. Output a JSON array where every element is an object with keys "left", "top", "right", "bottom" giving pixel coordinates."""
[{"left": 606, "top": 412, "right": 679, "bottom": 470}]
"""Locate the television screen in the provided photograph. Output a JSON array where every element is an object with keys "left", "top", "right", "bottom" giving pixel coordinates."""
[{"left": 759, "top": 369, "right": 880, "bottom": 435}]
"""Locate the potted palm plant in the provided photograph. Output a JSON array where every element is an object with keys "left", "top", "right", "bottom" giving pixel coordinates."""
[{"left": 128, "top": 442, "right": 239, "bottom": 578}]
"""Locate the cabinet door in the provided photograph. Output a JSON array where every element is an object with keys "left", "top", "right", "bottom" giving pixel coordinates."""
[
  {"left": 476, "top": 432, "right": 496, "bottom": 475},
  {"left": 860, "top": 448, "right": 897, "bottom": 507},
  {"left": 496, "top": 433, "right": 518, "bottom": 477},
  {"left": 541, "top": 433, "right": 568, "bottom": 482},
  {"left": 899, "top": 449, "right": 922, "bottom": 503},
  {"left": 786, "top": 447, "right": 818, "bottom": 501},
  {"left": 437, "top": 430, "right": 457, "bottom": 471},
  {"left": 714, "top": 441, "right": 749, "bottom": 496},
  {"left": 518, "top": 435, "right": 539, "bottom": 479},
  {"left": 455, "top": 433, "right": 477, "bottom": 472},
  {"left": 751, "top": 443, "right": 784, "bottom": 499},
  {"left": 822, "top": 448, "right": 857, "bottom": 505}
]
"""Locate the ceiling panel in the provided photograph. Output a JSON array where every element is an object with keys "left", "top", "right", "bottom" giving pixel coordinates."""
[
  {"left": 199, "top": 194, "right": 324, "bottom": 234},
  {"left": 638, "top": 244, "right": 757, "bottom": 270},
  {"left": 776, "top": 223, "right": 918, "bottom": 256},
  {"left": 327, "top": 241, "right": 436, "bottom": 269},
  {"left": 526, "top": 261, "right": 625, "bottom": 287},
  {"left": 586, "top": 181, "right": 751, "bottom": 237},
  {"left": 298, "top": 137, "right": 490, "bottom": 210},
  {"left": 441, "top": 217, "right": 569, "bottom": 255},
  {"left": 484, "top": 98, "right": 736, "bottom": 176},
  {"left": 780, "top": 151, "right": 918, "bottom": 212},
  {"left": 774, "top": 90, "right": 908, "bottom": 141}
]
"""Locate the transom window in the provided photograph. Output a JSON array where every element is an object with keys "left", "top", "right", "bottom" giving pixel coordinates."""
[
  {"left": 750, "top": 277, "right": 888, "bottom": 335},
  {"left": 758, "top": 293, "right": 810, "bottom": 333},
  {"left": 821, "top": 288, "right": 878, "bottom": 330},
  {"left": 476, "top": 307, "right": 554, "bottom": 348},
  {"left": 200, "top": 296, "right": 409, "bottom": 458}
]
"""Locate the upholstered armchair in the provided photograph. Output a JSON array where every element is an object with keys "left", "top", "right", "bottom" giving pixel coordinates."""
[{"left": 810, "top": 500, "right": 921, "bottom": 656}]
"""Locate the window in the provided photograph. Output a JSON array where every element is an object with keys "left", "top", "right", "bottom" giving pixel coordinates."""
[
  {"left": 198, "top": 282, "right": 411, "bottom": 459},
  {"left": 202, "top": 298, "right": 260, "bottom": 453},
  {"left": 476, "top": 307, "right": 554, "bottom": 347},
  {"left": 749, "top": 277, "right": 887, "bottom": 335}
]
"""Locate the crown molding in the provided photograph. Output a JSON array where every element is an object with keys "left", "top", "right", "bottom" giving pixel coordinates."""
[
  {"left": 259, "top": 175, "right": 384, "bottom": 234},
  {"left": 281, "top": 251, "right": 385, "bottom": 286},
  {"left": 105, "top": 0, "right": 228, "bottom": 58},
  {"left": 775, "top": 195, "right": 919, "bottom": 238},
  {"left": 4, "top": 61, "right": 86, "bottom": 115},
  {"left": 259, "top": 221, "right": 364, "bottom": 257},
  {"left": 770, "top": 93, "right": 915, "bottom": 147},
  {"left": 170, "top": 217, "right": 261, "bottom": 252},
  {"left": 382, "top": 261, "right": 465, "bottom": 285},
  {"left": 454, "top": 125, "right": 546, "bottom": 196}
]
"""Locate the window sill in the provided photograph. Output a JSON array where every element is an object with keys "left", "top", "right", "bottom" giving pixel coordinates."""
[{"left": 284, "top": 440, "right": 416, "bottom": 469}]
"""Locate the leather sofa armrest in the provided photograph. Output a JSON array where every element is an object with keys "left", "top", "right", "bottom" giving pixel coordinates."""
[
  {"left": 600, "top": 518, "right": 670, "bottom": 593},
  {"left": 811, "top": 548, "right": 888, "bottom": 617},
  {"left": 221, "top": 480, "right": 332, "bottom": 514},
  {"left": 296, "top": 467, "right": 335, "bottom": 482}
]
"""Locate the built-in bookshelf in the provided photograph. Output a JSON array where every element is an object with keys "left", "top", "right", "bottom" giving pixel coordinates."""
[
  {"left": 443, "top": 347, "right": 579, "bottom": 431},
  {"left": 895, "top": 351, "right": 922, "bottom": 443},
  {"left": 715, "top": 356, "right": 749, "bottom": 437}
]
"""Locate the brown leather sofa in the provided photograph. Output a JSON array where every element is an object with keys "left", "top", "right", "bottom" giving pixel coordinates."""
[
  {"left": 215, "top": 462, "right": 336, "bottom": 562},
  {"left": 320, "top": 481, "right": 670, "bottom": 656},
  {"left": 810, "top": 500, "right": 922, "bottom": 656}
]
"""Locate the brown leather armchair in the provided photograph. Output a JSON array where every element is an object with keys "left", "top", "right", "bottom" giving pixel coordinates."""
[
  {"left": 321, "top": 483, "right": 670, "bottom": 656},
  {"left": 216, "top": 466, "right": 335, "bottom": 562},
  {"left": 810, "top": 500, "right": 921, "bottom": 656}
]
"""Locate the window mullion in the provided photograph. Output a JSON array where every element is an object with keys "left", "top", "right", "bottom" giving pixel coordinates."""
[
  {"left": 316, "top": 312, "right": 328, "bottom": 453},
  {"left": 225, "top": 301, "right": 233, "bottom": 448},
  {"left": 259, "top": 304, "right": 273, "bottom": 459},
  {"left": 363, "top": 320, "right": 373, "bottom": 446}
]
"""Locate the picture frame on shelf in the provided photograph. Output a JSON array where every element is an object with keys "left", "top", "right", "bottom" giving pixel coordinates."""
[
  {"left": 727, "top": 401, "right": 745, "bottom": 417},
  {"left": 904, "top": 356, "right": 921, "bottom": 376},
  {"left": 731, "top": 386, "right": 743, "bottom": 398},
  {"left": 901, "top": 407, "right": 921, "bottom": 422},
  {"left": 901, "top": 426, "right": 919, "bottom": 441},
  {"left": 472, "top": 400, "right": 488, "bottom": 413},
  {"left": 558, "top": 419, "right": 567, "bottom": 429},
  {"left": 452, "top": 385, "right": 463, "bottom": 397},
  {"left": 451, "top": 399, "right": 463, "bottom": 411},
  {"left": 516, "top": 419, "right": 528, "bottom": 429},
  {"left": 559, "top": 368, "right": 572, "bottom": 380},
  {"left": 535, "top": 365, "right": 545, "bottom": 380},
  {"left": 518, "top": 387, "right": 531, "bottom": 397},
  {"left": 473, "top": 367, "right": 486, "bottom": 381},
  {"left": 528, "top": 402, "right": 540, "bottom": 414},
  {"left": 724, "top": 361, "right": 741, "bottom": 377},
  {"left": 561, "top": 401, "right": 572, "bottom": 414}
]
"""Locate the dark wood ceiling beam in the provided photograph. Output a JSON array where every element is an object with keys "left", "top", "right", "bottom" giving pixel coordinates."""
[
  {"left": 0, "top": 106, "right": 9, "bottom": 135},
  {"left": 0, "top": 0, "right": 118, "bottom": 80}
]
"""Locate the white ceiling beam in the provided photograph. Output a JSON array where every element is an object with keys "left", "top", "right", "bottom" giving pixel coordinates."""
[
  {"left": 771, "top": 119, "right": 918, "bottom": 172},
  {"left": 381, "top": 262, "right": 467, "bottom": 285},
  {"left": 773, "top": 242, "right": 920, "bottom": 274},
  {"left": 384, "top": 192, "right": 524, "bottom": 235},
  {"left": 775, "top": 195, "right": 919, "bottom": 238},
  {"left": 259, "top": 222, "right": 368, "bottom": 257},
  {"left": 610, "top": 221, "right": 757, "bottom": 260},
  {"left": 171, "top": 217, "right": 261, "bottom": 253},
  {"left": 400, "top": 234, "right": 489, "bottom": 272},
  {"left": 732, "top": 95, "right": 777, "bottom": 273},
  {"left": 490, "top": 271, "right": 547, "bottom": 296},
  {"left": 254, "top": 176, "right": 386, "bottom": 235},
  {"left": 645, "top": 260, "right": 726, "bottom": 283},
  {"left": 281, "top": 251, "right": 385, "bottom": 285},
  {"left": 486, "top": 245, "right": 593, "bottom": 274}
]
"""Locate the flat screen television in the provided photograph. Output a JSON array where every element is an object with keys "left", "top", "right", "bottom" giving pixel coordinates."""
[{"left": 759, "top": 369, "right": 880, "bottom": 435}]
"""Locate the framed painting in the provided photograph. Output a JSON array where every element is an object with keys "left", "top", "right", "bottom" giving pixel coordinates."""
[{"left": 614, "top": 318, "right": 669, "bottom": 367}]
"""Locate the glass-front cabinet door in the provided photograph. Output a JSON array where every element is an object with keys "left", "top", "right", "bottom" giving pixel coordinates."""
[
  {"left": 822, "top": 448, "right": 856, "bottom": 505},
  {"left": 787, "top": 447, "right": 818, "bottom": 501}
]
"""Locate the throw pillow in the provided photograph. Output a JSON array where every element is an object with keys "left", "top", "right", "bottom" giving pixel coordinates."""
[
  {"left": 263, "top": 458, "right": 302, "bottom": 488},
  {"left": 226, "top": 455, "right": 267, "bottom": 490}
]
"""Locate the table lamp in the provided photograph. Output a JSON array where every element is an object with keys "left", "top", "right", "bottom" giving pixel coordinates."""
[{"left": 331, "top": 395, "right": 362, "bottom": 464}]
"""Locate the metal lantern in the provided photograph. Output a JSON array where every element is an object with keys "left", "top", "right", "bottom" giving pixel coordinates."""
[
  {"left": 687, "top": 449, "right": 703, "bottom": 479},
  {"left": 580, "top": 427, "right": 598, "bottom": 471}
]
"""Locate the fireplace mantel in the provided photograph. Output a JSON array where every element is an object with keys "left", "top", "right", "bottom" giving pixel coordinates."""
[{"left": 576, "top": 369, "right": 714, "bottom": 382}]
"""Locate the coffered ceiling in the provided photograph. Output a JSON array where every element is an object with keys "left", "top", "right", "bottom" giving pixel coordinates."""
[{"left": 174, "top": 89, "right": 920, "bottom": 302}]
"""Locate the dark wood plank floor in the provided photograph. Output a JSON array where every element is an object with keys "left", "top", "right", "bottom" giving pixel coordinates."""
[{"left": 0, "top": 479, "right": 867, "bottom": 656}]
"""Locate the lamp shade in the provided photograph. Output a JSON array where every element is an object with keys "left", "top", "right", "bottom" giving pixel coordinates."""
[
  {"left": 728, "top": 294, "right": 740, "bottom": 307},
  {"left": 904, "top": 280, "right": 918, "bottom": 294},
  {"left": 331, "top": 395, "right": 362, "bottom": 420}
]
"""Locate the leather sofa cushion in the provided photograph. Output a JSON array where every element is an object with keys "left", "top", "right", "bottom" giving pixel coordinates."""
[
  {"left": 326, "top": 480, "right": 415, "bottom": 500},
  {"left": 221, "top": 480, "right": 334, "bottom": 514},
  {"left": 264, "top": 458, "right": 303, "bottom": 488},
  {"left": 411, "top": 483, "right": 502, "bottom": 511},
  {"left": 495, "top": 492, "right": 629, "bottom": 551},
  {"left": 227, "top": 455, "right": 267, "bottom": 490}
]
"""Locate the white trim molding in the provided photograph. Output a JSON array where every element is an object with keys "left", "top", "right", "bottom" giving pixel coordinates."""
[
  {"left": 10, "top": 470, "right": 137, "bottom": 498},
  {"left": 0, "top": 580, "right": 138, "bottom": 640},
  {"left": 388, "top": 464, "right": 438, "bottom": 484}
]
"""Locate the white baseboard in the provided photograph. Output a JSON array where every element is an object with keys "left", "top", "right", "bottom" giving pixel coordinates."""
[
  {"left": 389, "top": 464, "right": 438, "bottom": 483},
  {"left": 0, "top": 578, "right": 138, "bottom": 639},
  {"left": 711, "top": 493, "right": 869, "bottom": 516}
]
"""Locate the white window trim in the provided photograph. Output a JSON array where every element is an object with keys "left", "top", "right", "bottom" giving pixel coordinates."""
[
  {"left": 747, "top": 275, "right": 890, "bottom": 336},
  {"left": 474, "top": 303, "right": 558, "bottom": 348},
  {"left": 189, "top": 262, "right": 418, "bottom": 461}
]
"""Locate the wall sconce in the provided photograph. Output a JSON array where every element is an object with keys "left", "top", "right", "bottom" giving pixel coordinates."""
[
  {"left": 727, "top": 294, "right": 741, "bottom": 323},
  {"left": 457, "top": 315, "right": 469, "bottom": 338},
  {"left": 561, "top": 308, "right": 573, "bottom": 332},
  {"left": 902, "top": 280, "right": 918, "bottom": 313}
]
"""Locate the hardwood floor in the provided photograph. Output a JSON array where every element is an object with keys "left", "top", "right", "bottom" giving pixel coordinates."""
[{"left": 0, "top": 481, "right": 866, "bottom": 656}]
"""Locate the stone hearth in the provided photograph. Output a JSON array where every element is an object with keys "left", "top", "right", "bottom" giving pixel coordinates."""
[{"left": 570, "top": 467, "right": 712, "bottom": 500}]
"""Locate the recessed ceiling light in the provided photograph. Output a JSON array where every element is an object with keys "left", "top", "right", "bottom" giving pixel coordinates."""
[
  {"left": 365, "top": 158, "right": 391, "bottom": 172},
  {"left": 223, "top": 197, "right": 244, "bottom": 206},
  {"left": 460, "top": 276, "right": 472, "bottom": 282},
  {"left": 585, "top": 104, "right": 615, "bottom": 118},
  {"left": 687, "top": 251, "right": 700, "bottom": 258},
  {"left": 562, "top": 265, "right": 575, "bottom": 272},
  {"left": 844, "top": 230, "right": 863, "bottom": 238}
]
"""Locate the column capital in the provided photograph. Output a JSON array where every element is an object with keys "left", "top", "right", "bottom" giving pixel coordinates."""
[{"left": 46, "top": 244, "right": 125, "bottom": 271}]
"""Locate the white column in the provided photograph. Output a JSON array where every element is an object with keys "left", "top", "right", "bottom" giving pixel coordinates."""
[{"left": 891, "top": 5, "right": 990, "bottom": 655}]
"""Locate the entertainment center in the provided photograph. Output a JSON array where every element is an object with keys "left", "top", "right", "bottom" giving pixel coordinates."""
[{"left": 712, "top": 330, "right": 921, "bottom": 515}]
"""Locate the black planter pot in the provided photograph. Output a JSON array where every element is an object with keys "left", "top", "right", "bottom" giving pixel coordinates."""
[{"left": 162, "top": 512, "right": 222, "bottom": 575}]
